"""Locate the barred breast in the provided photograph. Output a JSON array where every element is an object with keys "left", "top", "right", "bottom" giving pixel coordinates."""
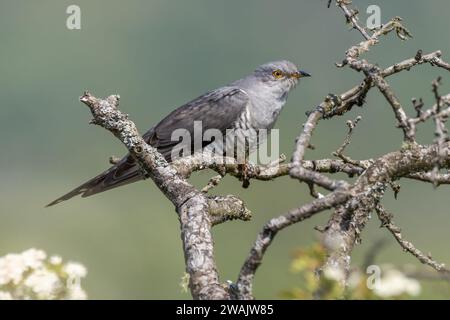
[{"left": 203, "top": 106, "right": 267, "bottom": 163}]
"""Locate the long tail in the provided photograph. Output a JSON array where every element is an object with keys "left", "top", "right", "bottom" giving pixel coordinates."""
[{"left": 46, "top": 158, "right": 143, "bottom": 207}]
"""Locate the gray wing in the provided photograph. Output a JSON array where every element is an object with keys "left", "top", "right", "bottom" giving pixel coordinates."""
[
  {"left": 46, "top": 86, "right": 249, "bottom": 206},
  {"left": 144, "top": 86, "right": 250, "bottom": 160}
]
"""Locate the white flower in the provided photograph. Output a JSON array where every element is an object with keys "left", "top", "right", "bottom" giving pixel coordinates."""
[
  {"left": 66, "top": 285, "right": 88, "bottom": 300},
  {"left": 373, "top": 269, "right": 421, "bottom": 298},
  {"left": 0, "top": 249, "right": 88, "bottom": 300},
  {"left": 63, "top": 262, "right": 87, "bottom": 278},
  {"left": 0, "top": 249, "right": 47, "bottom": 286},
  {"left": 21, "top": 249, "right": 46, "bottom": 269},
  {"left": 0, "top": 291, "right": 13, "bottom": 300},
  {"left": 0, "top": 254, "right": 27, "bottom": 285},
  {"left": 24, "top": 269, "right": 61, "bottom": 299},
  {"left": 49, "top": 256, "right": 62, "bottom": 265}
]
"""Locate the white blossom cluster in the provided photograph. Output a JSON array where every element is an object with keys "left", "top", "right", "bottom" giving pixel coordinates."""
[
  {"left": 323, "top": 263, "right": 421, "bottom": 298},
  {"left": 372, "top": 268, "right": 421, "bottom": 298},
  {"left": 0, "top": 248, "right": 87, "bottom": 300}
]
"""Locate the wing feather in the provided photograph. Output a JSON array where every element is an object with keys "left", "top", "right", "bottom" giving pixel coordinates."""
[
  {"left": 46, "top": 86, "right": 249, "bottom": 205},
  {"left": 144, "top": 86, "right": 249, "bottom": 160}
]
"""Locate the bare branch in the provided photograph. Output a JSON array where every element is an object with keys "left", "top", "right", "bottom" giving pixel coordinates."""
[
  {"left": 431, "top": 78, "right": 450, "bottom": 185},
  {"left": 208, "top": 195, "right": 252, "bottom": 226},
  {"left": 72, "top": 2, "right": 450, "bottom": 300},
  {"left": 79, "top": 92, "right": 230, "bottom": 300},
  {"left": 322, "top": 143, "right": 450, "bottom": 281},
  {"left": 316, "top": 3, "right": 450, "bottom": 287},
  {"left": 382, "top": 50, "right": 447, "bottom": 77},
  {"left": 333, "top": 115, "right": 363, "bottom": 166},
  {"left": 201, "top": 174, "right": 224, "bottom": 193},
  {"left": 372, "top": 72, "right": 413, "bottom": 141},
  {"left": 328, "top": 50, "right": 449, "bottom": 118},
  {"left": 235, "top": 190, "right": 351, "bottom": 299},
  {"left": 376, "top": 205, "right": 450, "bottom": 273},
  {"left": 290, "top": 166, "right": 349, "bottom": 191},
  {"left": 173, "top": 153, "right": 364, "bottom": 183},
  {"left": 410, "top": 93, "right": 450, "bottom": 124},
  {"left": 407, "top": 171, "right": 450, "bottom": 185},
  {"left": 291, "top": 110, "right": 323, "bottom": 167},
  {"left": 342, "top": 20, "right": 414, "bottom": 140},
  {"left": 334, "top": 0, "right": 371, "bottom": 40}
]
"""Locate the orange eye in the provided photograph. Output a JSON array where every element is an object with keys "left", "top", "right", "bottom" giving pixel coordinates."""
[{"left": 272, "top": 69, "right": 284, "bottom": 79}]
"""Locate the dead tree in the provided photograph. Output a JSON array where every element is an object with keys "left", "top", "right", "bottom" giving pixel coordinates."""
[{"left": 76, "top": 1, "right": 450, "bottom": 299}]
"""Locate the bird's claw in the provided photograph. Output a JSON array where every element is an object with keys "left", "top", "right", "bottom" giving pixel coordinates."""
[{"left": 238, "top": 162, "right": 250, "bottom": 188}]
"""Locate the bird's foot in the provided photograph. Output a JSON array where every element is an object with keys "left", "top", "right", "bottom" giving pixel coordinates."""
[{"left": 238, "top": 162, "right": 250, "bottom": 188}]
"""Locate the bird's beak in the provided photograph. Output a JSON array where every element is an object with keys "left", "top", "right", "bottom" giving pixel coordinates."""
[
  {"left": 299, "top": 70, "right": 311, "bottom": 78},
  {"left": 291, "top": 70, "right": 311, "bottom": 79}
]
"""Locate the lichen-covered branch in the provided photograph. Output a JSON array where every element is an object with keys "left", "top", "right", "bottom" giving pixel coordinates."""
[
  {"left": 314, "top": 1, "right": 450, "bottom": 286},
  {"left": 234, "top": 1, "right": 450, "bottom": 297},
  {"left": 236, "top": 142, "right": 450, "bottom": 298},
  {"left": 334, "top": 0, "right": 371, "bottom": 40},
  {"left": 79, "top": 92, "right": 229, "bottom": 300},
  {"left": 73, "top": 0, "right": 450, "bottom": 301},
  {"left": 173, "top": 153, "right": 363, "bottom": 181},
  {"left": 407, "top": 171, "right": 450, "bottom": 185},
  {"left": 208, "top": 195, "right": 252, "bottom": 226},
  {"left": 322, "top": 143, "right": 450, "bottom": 278},
  {"left": 235, "top": 190, "right": 351, "bottom": 299}
]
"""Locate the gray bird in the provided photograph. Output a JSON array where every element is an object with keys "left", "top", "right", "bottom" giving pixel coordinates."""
[{"left": 47, "top": 60, "right": 310, "bottom": 207}]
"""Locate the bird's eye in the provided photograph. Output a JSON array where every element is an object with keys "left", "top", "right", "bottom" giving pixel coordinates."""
[{"left": 272, "top": 69, "right": 284, "bottom": 79}]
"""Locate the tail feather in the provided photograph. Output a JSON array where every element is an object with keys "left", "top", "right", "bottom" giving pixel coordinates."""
[{"left": 46, "top": 160, "right": 143, "bottom": 207}]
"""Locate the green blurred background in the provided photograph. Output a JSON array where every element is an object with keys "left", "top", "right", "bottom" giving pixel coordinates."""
[{"left": 1, "top": 0, "right": 450, "bottom": 299}]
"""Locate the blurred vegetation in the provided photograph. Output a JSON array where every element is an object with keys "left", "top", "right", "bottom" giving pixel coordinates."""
[
  {"left": 282, "top": 244, "right": 424, "bottom": 300},
  {"left": 1, "top": 0, "right": 450, "bottom": 299}
]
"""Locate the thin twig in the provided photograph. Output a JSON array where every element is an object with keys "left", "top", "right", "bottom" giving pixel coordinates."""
[
  {"left": 235, "top": 190, "right": 351, "bottom": 299},
  {"left": 376, "top": 205, "right": 450, "bottom": 274},
  {"left": 334, "top": 0, "right": 371, "bottom": 40},
  {"left": 201, "top": 174, "right": 224, "bottom": 193},
  {"left": 333, "top": 115, "right": 362, "bottom": 166}
]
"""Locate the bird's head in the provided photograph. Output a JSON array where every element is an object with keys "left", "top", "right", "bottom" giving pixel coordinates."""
[{"left": 253, "top": 60, "right": 311, "bottom": 95}]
